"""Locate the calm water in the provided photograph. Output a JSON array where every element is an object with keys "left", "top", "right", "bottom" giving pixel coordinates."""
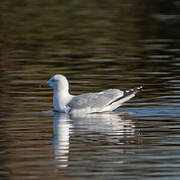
[{"left": 1, "top": 0, "right": 180, "bottom": 179}]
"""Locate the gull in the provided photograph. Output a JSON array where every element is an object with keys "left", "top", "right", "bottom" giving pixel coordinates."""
[{"left": 43, "top": 74, "right": 142, "bottom": 114}]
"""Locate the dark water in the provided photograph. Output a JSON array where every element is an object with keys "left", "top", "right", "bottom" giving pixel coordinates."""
[{"left": 1, "top": 0, "right": 180, "bottom": 179}]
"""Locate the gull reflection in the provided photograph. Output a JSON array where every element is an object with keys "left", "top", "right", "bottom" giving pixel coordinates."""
[
  {"left": 53, "top": 113, "right": 72, "bottom": 168},
  {"left": 52, "top": 112, "right": 136, "bottom": 168},
  {"left": 72, "top": 113, "right": 135, "bottom": 137}
]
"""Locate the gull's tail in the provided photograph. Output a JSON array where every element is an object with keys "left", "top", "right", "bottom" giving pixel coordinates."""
[
  {"left": 107, "top": 86, "right": 143, "bottom": 111},
  {"left": 124, "top": 86, "right": 143, "bottom": 98}
]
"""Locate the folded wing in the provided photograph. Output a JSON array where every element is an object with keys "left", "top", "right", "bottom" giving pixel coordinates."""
[{"left": 68, "top": 89, "right": 124, "bottom": 111}]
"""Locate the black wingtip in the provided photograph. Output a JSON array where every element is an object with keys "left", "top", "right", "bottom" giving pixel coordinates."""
[
  {"left": 107, "top": 86, "right": 143, "bottom": 106},
  {"left": 125, "top": 86, "right": 143, "bottom": 95},
  {"left": 136, "top": 86, "right": 143, "bottom": 91}
]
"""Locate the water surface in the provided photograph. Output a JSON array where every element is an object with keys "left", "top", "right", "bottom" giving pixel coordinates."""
[{"left": 1, "top": 0, "right": 180, "bottom": 179}]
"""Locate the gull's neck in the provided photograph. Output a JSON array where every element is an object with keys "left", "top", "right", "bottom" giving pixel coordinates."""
[{"left": 53, "top": 86, "right": 72, "bottom": 113}]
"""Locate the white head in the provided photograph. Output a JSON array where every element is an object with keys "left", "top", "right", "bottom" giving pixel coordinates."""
[{"left": 46, "top": 74, "right": 69, "bottom": 93}]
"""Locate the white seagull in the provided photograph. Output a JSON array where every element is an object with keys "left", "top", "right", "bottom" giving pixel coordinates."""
[{"left": 43, "top": 74, "right": 142, "bottom": 114}]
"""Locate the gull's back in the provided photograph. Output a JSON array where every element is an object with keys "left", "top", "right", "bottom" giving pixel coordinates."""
[{"left": 68, "top": 89, "right": 124, "bottom": 114}]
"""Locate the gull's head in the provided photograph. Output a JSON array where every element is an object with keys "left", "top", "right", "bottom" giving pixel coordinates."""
[{"left": 46, "top": 74, "right": 69, "bottom": 91}]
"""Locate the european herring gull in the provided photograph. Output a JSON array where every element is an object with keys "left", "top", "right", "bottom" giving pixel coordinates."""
[{"left": 43, "top": 74, "right": 142, "bottom": 114}]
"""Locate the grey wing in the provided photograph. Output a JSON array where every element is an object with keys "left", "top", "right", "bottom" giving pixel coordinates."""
[{"left": 68, "top": 89, "right": 124, "bottom": 110}]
